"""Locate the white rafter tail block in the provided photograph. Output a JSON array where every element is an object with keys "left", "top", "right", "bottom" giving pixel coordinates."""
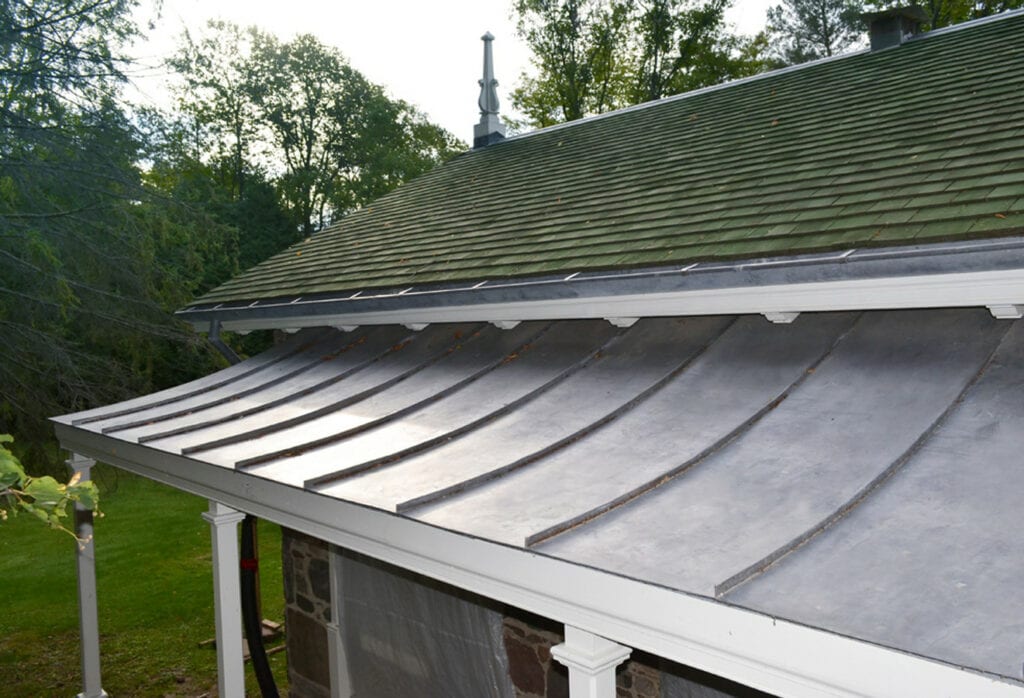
[
  {"left": 605, "top": 317, "right": 638, "bottom": 328},
  {"left": 201, "top": 501, "right": 246, "bottom": 698},
  {"left": 68, "top": 454, "right": 108, "bottom": 698},
  {"left": 987, "top": 304, "right": 1023, "bottom": 319},
  {"left": 327, "top": 545, "right": 354, "bottom": 698},
  {"left": 763, "top": 311, "right": 800, "bottom": 324},
  {"left": 491, "top": 320, "right": 521, "bottom": 330},
  {"left": 209, "top": 269, "right": 1024, "bottom": 334},
  {"left": 404, "top": 323, "right": 429, "bottom": 331},
  {"left": 551, "top": 626, "right": 632, "bottom": 698},
  {"left": 333, "top": 325, "right": 359, "bottom": 332}
]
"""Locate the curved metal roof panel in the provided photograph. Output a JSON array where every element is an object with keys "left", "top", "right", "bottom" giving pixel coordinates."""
[{"left": 52, "top": 309, "right": 1024, "bottom": 685}]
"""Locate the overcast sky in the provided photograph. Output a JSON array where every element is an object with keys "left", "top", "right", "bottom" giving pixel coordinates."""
[{"left": 128, "top": 0, "right": 775, "bottom": 144}]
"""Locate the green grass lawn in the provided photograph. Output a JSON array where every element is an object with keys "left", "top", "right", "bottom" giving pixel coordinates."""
[{"left": 0, "top": 465, "right": 289, "bottom": 696}]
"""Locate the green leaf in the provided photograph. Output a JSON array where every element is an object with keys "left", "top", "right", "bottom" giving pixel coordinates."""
[
  {"left": 0, "top": 459, "right": 26, "bottom": 488},
  {"left": 0, "top": 435, "right": 27, "bottom": 488},
  {"left": 24, "top": 476, "right": 66, "bottom": 509},
  {"left": 68, "top": 481, "right": 100, "bottom": 511}
]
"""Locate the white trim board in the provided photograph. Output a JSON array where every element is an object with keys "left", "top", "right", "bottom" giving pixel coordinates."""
[
  {"left": 55, "top": 426, "right": 1024, "bottom": 698},
  {"left": 198, "top": 268, "right": 1024, "bottom": 333}
]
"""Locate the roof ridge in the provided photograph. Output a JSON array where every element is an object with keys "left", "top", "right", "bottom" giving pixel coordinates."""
[
  {"left": 502, "top": 8, "right": 1024, "bottom": 145},
  {"left": 909, "top": 5, "right": 1024, "bottom": 40},
  {"left": 192, "top": 9, "right": 1024, "bottom": 308}
]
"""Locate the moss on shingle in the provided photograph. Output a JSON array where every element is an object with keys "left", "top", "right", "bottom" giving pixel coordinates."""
[{"left": 197, "top": 13, "right": 1024, "bottom": 305}]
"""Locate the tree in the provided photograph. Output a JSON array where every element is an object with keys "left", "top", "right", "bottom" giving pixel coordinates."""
[
  {"left": 167, "top": 21, "right": 264, "bottom": 201},
  {"left": 512, "top": 0, "right": 768, "bottom": 127},
  {"left": 0, "top": 0, "right": 136, "bottom": 124},
  {"left": 1, "top": 0, "right": 238, "bottom": 472},
  {"left": 765, "top": 0, "right": 864, "bottom": 65},
  {"left": 168, "top": 23, "right": 465, "bottom": 236},
  {"left": 631, "top": 0, "right": 734, "bottom": 102},
  {"left": 245, "top": 32, "right": 381, "bottom": 235},
  {"left": 512, "top": 0, "right": 632, "bottom": 126},
  {"left": 765, "top": 0, "right": 1024, "bottom": 67},
  {"left": 140, "top": 106, "right": 292, "bottom": 272},
  {"left": 885, "top": 0, "right": 1024, "bottom": 29},
  {"left": 339, "top": 97, "right": 465, "bottom": 212}
]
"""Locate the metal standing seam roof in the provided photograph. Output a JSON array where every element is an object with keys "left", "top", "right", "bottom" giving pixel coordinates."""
[
  {"left": 192, "top": 11, "right": 1024, "bottom": 308},
  {"left": 53, "top": 309, "right": 1024, "bottom": 685}
]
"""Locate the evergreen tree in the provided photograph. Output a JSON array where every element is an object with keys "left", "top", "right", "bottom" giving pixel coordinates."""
[
  {"left": 0, "top": 0, "right": 237, "bottom": 470},
  {"left": 765, "top": 0, "right": 865, "bottom": 65}
]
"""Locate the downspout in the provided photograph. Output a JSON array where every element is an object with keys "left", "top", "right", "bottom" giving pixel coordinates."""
[
  {"left": 208, "top": 318, "right": 241, "bottom": 365},
  {"left": 207, "top": 320, "right": 280, "bottom": 698}
]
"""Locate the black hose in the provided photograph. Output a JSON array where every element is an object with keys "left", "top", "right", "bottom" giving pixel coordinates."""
[
  {"left": 208, "top": 331, "right": 278, "bottom": 696},
  {"left": 241, "top": 515, "right": 280, "bottom": 698}
]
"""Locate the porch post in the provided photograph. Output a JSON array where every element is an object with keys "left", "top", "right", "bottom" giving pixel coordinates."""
[
  {"left": 201, "top": 500, "right": 246, "bottom": 698},
  {"left": 326, "top": 544, "right": 353, "bottom": 698},
  {"left": 551, "top": 626, "right": 631, "bottom": 698},
  {"left": 69, "top": 453, "right": 107, "bottom": 698}
]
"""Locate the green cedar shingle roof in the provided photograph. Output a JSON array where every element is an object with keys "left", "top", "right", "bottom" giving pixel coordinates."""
[{"left": 198, "top": 12, "right": 1024, "bottom": 305}]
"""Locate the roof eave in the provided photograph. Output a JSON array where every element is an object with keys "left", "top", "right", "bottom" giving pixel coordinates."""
[
  {"left": 53, "top": 422, "right": 1024, "bottom": 698},
  {"left": 178, "top": 237, "right": 1024, "bottom": 333}
]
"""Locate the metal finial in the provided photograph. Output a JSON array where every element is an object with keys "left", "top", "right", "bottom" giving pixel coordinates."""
[
  {"left": 478, "top": 32, "right": 500, "bottom": 116},
  {"left": 474, "top": 31, "right": 506, "bottom": 148}
]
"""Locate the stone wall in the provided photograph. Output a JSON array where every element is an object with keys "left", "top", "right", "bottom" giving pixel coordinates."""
[
  {"left": 281, "top": 529, "right": 763, "bottom": 698},
  {"left": 282, "top": 528, "right": 332, "bottom": 698},
  {"left": 502, "top": 612, "right": 660, "bottom": 698}
]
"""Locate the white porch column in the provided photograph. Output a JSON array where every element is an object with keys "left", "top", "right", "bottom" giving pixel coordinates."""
[
  {"left": 326, "top": 544, "right": 353, "bottom": 698},
  {"left": 551, "top": 626, "right": 631, "bottom": 698},
  {"left": 201, "top": 500, "right": 246, "bottom": 698},
  {"left": 69, "top": 453, "right": 108, "bottom": 698}
]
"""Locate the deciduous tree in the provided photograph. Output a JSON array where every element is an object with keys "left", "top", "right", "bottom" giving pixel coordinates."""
[
  {"left": 170, "top": 23, "right": 464, "bottom": 237},
  {"left": 512, "top": 0, "right": 768, "bottom": 127},
  {"left": 512, "top": 0, "right": 631, "bottom": 125}
]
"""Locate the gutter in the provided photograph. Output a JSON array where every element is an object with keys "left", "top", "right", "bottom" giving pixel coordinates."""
[{"left": 178, "top": 238, "right": 1024, "bottom": 333}]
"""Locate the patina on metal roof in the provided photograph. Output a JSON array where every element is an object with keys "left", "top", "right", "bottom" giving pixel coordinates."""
[
  {"left": 53, "top": 309, "right": 1024, "bottom": 684},
  {"left": 193, "top": 12, "right": 1024, "bottom": 307}
]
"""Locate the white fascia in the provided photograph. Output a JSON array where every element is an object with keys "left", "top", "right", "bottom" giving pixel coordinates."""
[
  {"left": 55, "top": 425, "right": 1024, "bottom": 698},
  {"left": 206, "top": 268, "right": 1024, "bottom": 333}
]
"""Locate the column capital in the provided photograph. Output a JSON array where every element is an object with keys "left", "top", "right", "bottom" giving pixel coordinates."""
[
  {"left": 552, "top": 626, "right": 631, "bottom": 697},
  {"left": 66, "top": 452, "right": 96, "bottom": 473},
  {"left": 551, "top": 633, "right": 631, "bottom": 676},
  {"left": 201, "top": 501, "right": 246, "bottom": 526}
]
